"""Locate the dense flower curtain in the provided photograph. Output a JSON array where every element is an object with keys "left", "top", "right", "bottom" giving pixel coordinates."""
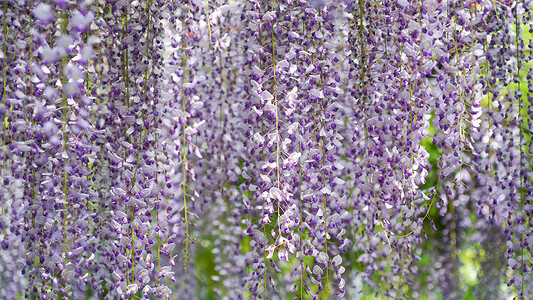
[{"left": 0, "top": 0, "right": 532, "bottom": 299}]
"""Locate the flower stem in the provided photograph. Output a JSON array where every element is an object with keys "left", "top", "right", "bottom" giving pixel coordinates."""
[
  {"left": 181, "top": 0, "right": 190, "bottom": 270},
  {"left": 1, "top": 0, "right": 8, "bottom": 213},
  {"left": 269, "top": 1, "right": 280, "bottom": 297}
]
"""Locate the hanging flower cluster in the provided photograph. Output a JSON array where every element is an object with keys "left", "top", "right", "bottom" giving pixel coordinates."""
[{"left": 0, "top": 0, "right": 532, "bottom": 299}]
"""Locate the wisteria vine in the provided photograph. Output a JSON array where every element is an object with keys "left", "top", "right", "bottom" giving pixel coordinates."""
[{"left": 0, "top": 0, "right": 532, "bottom": 299}]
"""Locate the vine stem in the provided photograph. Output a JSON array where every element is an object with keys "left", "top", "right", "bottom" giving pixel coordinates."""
[
  {"left": 256, "top": 9, "right": 269, "bottom": 298},
  {"left": 317, "top": 9, "right": 330, "bottom": 297},
  {"left": 298, "top": 142, "right": 305, "bottom": 299},
  {"left": 205, "top": 0, "right": 212, "bottom": 45},
  {"left": 1, "top": 0, "right": 8, "bottom": 213},
  {"left": 515, "top": 2, "right": 525, "bottom": 298},
  {"left": 181, "top": 0, "right": 190, "bottom": 270},
  {"left": 269, "top": 1, "right": 280, "bottom": 298},
  {"left": 120, "top": 2, "right": 136, "bottom": 287},
  {"left": 145, "top": 0, "right": 162, "bottom": 288}
]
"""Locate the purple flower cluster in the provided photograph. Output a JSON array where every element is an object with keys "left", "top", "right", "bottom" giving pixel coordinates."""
[{"left": 0, "top": 0, "right": 531, "bottom": 299}]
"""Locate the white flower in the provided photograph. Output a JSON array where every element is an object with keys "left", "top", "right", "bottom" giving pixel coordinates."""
[
  {"left": 254, "top": 133, "right": 265, "bottom": 144},
  {"left": 126, "top": 284, "right": 138, "bottom": 295},
  {"left": 266, "top": 244, "right": 276, "bottom": 259},
  {"left": 33, "top": 4, "right": 54, "bottom": 24}
]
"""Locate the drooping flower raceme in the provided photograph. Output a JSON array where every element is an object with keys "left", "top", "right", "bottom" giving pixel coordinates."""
[{"left": 0, "top": 0, "right": 532, "bottom": 299}]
